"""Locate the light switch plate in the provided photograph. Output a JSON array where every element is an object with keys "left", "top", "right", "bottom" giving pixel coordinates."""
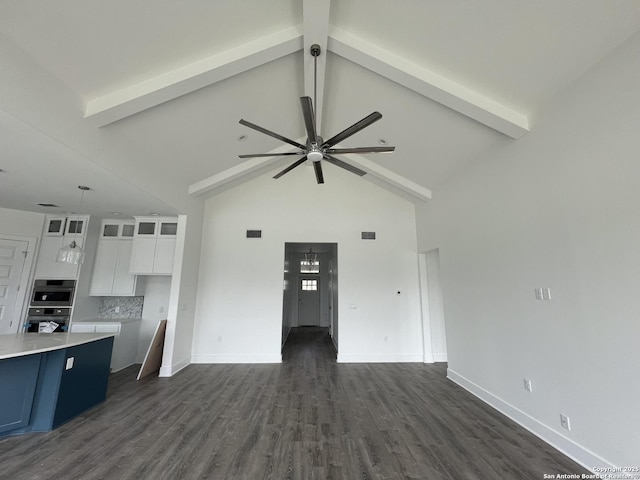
[
  {"left": 560, "top": 413, "right": 571, "bottom": 430},
  {"left": 65, "top": 357, "right": 74, "bottom": 370}
]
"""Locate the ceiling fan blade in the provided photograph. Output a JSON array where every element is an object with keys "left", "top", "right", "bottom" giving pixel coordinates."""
[
  {"left": 321, "top": 112, "right": 383, "bottom": 148},
  {"left": 300, "top": 96, "right": 318, "bottom": 145},
  {"left": 313, "top": 161, "right": 324, "bottom": 184},
  {"left": 239, "top": 119, "right": 306, "bottom": 150},
  {"left": 273, "top": 156, "right": 307, "bottom": 179},
  {"left": 238, "top": 151, "right": 305, "bottom": 158},
  {"left": 323, "top": 155, "right": 367, "bottom": 176},
  {"left": 326, "top": 146, "right": 395, "bottom": 154}
]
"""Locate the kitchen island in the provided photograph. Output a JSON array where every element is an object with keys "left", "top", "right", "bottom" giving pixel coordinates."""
[
  {"left": 70, "top": 318, "right": 141, "bottom": 372},
  {"left": 0, "top": 332, "right": 114, "bottom": 437}
]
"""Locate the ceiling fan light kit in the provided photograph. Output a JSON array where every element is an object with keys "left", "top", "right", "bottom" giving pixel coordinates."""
[{"left": 238, "top": 44, "right": 395, "bottom": 184}]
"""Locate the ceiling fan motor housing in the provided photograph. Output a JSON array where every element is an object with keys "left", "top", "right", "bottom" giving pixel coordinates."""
[{"left": 308, "top": 151, "right": 323, "bottom": 162}]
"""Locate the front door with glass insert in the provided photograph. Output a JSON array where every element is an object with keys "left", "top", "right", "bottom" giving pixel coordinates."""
[{"left": 298, "top": 276, "right": 321, "bottom": 326}]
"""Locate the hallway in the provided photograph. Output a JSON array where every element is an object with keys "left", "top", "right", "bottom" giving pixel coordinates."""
[{"left": 282, "top": 326, "right": 336, "bottom": 364}]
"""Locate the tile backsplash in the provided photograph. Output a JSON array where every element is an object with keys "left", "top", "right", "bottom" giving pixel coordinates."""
[{"left": 99, "top": 296, "right": 144, "bottom": 319}]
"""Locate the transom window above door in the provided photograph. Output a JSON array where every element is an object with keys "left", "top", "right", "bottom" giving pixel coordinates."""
[{"left": 300, "top": 260, "right": 319, "bottom": 274}]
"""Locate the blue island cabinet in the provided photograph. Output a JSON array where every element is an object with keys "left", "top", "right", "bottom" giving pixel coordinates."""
[
  {"left": 0, "top": 355, "right": 41, "bottom": 434},
  {"left": 0, "top": 335, "right": 114, "bottom": 436}
]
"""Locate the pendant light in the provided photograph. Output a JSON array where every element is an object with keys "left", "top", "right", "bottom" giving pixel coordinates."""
[
  {"left": 304, "top": 248, "right": 317, "bottom": 265},
  {"left": 57, "top": 185, "right": 90, "bottom": 265}
]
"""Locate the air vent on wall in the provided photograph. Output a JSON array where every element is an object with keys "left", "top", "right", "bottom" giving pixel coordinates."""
[
  {"left": 36, "top": 203, "right": 59, "bottom": 208},
  {"left": 361, "top": 231, "right": 376, "bottom": 240},
  {"left": 246, "top": 230, "right": 262, "bottom": 238}
]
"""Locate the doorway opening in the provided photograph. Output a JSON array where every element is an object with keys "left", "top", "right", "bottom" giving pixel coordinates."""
[{"left": 281, "top": 242, "right": 338, "bottom": 357}]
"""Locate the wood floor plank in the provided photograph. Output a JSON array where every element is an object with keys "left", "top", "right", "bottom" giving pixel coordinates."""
[{"left": 0, "top": 327, "right": 590, "bottom": 479}]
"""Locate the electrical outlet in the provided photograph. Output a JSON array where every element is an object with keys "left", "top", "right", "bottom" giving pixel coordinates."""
[
  {"left": 65, "top": 357, "right": 74, "bottom": 370},
  {"left": 114, "top": 306, "right": 120, "bottom": 313},
  {"left": 535, "top": 288, "right": 543, "bottom": 300},
  {"left": 560, "top": 413, "right": 571, "bottom": 430},
  {"left": 523, "top": 378, "right": 533, "bottom": 392},
  {"left": 542, "top": 288, "right": 551, "bottom": 300}
]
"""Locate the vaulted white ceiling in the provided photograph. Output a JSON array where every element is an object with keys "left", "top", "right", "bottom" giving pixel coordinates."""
[{"left": 1, "top": 0, "right": 639, "bottom": 216}]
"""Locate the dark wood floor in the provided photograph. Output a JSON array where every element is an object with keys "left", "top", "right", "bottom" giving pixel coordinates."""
[{"left": 0, "top": 327, "right": 588, "bottom": 480}]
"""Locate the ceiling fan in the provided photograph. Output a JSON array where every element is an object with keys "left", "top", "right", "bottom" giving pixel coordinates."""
[{"left": 238, "top": 44, "right": 395, "bottom": 184}]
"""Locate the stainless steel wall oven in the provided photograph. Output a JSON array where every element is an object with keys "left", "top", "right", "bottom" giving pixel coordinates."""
[
  {"left": 25, "top": 307, "right": 71, "bottom": 332},
  {"left": 30, "top": 279, "right": 76, "bottom": 307}
]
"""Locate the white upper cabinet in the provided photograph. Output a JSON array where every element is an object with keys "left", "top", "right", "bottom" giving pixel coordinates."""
[
  {"left": 100, "top": 220, "right": 135, "bottom": 239},
  {"left": 90, "top": 220, "right": 139, "bottom": 296},
  {"left": 129, "top": 217, "right": 177, "bottom": 275},
  {"left": 35, "top": 215, "right": 90, "bottom": 279}
]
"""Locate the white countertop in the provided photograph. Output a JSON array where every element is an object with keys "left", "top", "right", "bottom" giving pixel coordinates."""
[
  {"left": 0, "top": 332, "right": 116, "bottom": 360},
  {"left": 74, "top": 318, "right": 141, "bottom": 324}
]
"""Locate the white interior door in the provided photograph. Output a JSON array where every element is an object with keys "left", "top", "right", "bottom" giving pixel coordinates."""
[
  {"left": 0, "top": 238, "right": 29, "bottom": 334},
  {"left": 298, "top": 275, "right": 321, "bottom": 326}
]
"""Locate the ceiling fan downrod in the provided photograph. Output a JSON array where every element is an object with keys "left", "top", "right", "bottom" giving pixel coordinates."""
[{"left": 310, "top": 43, "right": 321, "bottom": 126}]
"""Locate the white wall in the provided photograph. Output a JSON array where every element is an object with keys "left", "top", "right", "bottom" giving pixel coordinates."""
[
  {"left": 417, "top": 250, "right": 447, "bottom": 363},
  {"left": 416, "top": 32, "right": 640, "bottom": 468},
  {"left": 192, "top": 163, "right": 423, "bottom": 363},
  {"left": 160, "top": 212, "right": 203, "bottom": 376},
  {"left": 281, "top": 248, "right": 294, "bottom": 346},
  {"left": 0, "top": 207, "right": 44, "bottom": 238},
  {"left": 138, "top": 275, "right": 172, "bottom": 362}
]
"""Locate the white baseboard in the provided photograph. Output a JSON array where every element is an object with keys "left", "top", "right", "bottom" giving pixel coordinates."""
[
  {"left": 191, "top": 353, "right": 282, "bottom": 364},
  {"left": 433, "top": 352, "right": 448, "bottom": 362},
  {"left": 423, "top": 353, "right": 435, "bottom": 363},
  {"left": 337, "top": 353, "right": 422, "bottom": 363},
  {"left": 158, "top": 355, "right": 190, "bottom": 377},
  {"left": 447, "top": 369, "right": 615, "bottom": 472}
]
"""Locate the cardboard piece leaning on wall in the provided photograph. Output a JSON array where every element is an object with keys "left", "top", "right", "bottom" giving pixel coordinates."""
[{"left": 137, "top": 319, "right": 167, "bottom": 380}]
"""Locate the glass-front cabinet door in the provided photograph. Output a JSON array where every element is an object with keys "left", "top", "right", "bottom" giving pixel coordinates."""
[
  {"left": 64, "top": 216, "right": 88, "bottom": 236},
  {"left": 122, "top": 223, "right": 135, "bottom": 237},
  {"left": 136, "top": 221, "right": 157, "bottom": 236},
  {"left": 45, "top": 217, "right": 66, "bottom": 236},
  {"left": 100, "top": 220, "right": 135, "bottom": 238},
  {"left": 158, "top": 221, "right": 178, "bottom": 237}
]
